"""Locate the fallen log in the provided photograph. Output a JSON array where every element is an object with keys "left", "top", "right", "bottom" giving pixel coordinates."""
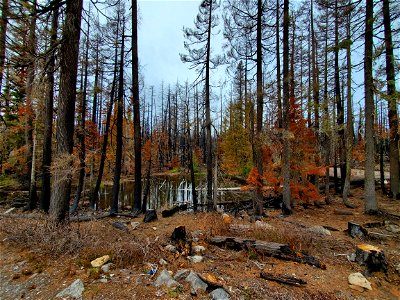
[
  {"left": 260, "top": 271, "right": 306, "bottom": 286},
  {"left": 209, "top": 236, "right": 325, "bottom": 269},
  {"left": 162, "top": 204, "right": 188, "bottom": 218}
]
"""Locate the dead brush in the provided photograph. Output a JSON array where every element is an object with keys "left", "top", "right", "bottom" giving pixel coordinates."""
[{"left": 197, "top": 212, "right": 231, "bottom": 238}]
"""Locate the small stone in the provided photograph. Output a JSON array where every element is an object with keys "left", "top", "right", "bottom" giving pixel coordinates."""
[
  {"left": 187, "top": 255, "right": 203, "bottom": 263},
  {"left": 56, "top": 279, "right": 84, "bottom": 299},
  {"left": 91, "top": 255, "right": 110, "bottom": 268},
  {"left": 101, "top": 263, "right": 114, "bottom": 273},
  {"left": 185, "top": 271, "right": 208, "bottom": 295},
  {"left": 348, "top": 272, "right": 372, "bottom": 290},
  {"left": 98, "top": 278, "right": 108, "bottom": 283},
  {"left": 347, "top": 253, "right": 356, "bottom": 262},
  {"left": 165, "top": 245, "right": 177, "bottom": 253},
  {"left": 112, "top": 222, "right": 127, "bottom": 231},
  {"left": 386, "top": 224, "right": 400, "bottom": 234},
  {"left": 152, "top": 227, "right": 157, "bottom": 230},
  {"left": 131, "top": 221, "right": 140, "bottom": 230},
  {"left": 174, "top": 269, "right": 190, "bottom": 281},
  {"left": 193, "top": 245, "right": 206, "bottom": 254},
  {"left": 154, "top": 270, "right": 180, "bottom": 287},
  {"left": 210, "top": 288, "right": 231, "bottom": 300},
  {"left": 309, "top": 225, "right": 331, "bottom": 236},
  {"left": 159, "top": 258, "right": 168, "bottom": 265},
  {"left": 395, "top": 263, "right": 400, "bottom": 275}
]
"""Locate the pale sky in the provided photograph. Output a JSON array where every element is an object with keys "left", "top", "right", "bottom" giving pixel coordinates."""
[{"left": 138, "top": 0, "right": 202, "bottom": 87}]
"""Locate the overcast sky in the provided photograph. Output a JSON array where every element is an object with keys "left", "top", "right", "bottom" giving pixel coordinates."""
[{"left": 138, "top": 0, "right": 203, "bottom": 87}]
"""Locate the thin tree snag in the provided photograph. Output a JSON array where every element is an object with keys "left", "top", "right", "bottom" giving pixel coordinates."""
[
  {"left": 209, "top": 236, "right": 325, "bottom": 269},
  {"left": 260, "top": 272, "right": 307, "bottom": 286}
]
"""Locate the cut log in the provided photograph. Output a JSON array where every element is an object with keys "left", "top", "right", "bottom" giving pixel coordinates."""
[
  {"left": 209, "top": 236, "right": 325, "bottom": 269},
  {"left": 348, "top": 222, "right": 368, "bottom": 239},
  {"left": 355, "top": 244, "right": 388, "bottom": 273},
  {"left": 260, "top": 272, "right": 306, "bottom": 286},
  {"left": 161, "top": 204, "right": 188, "bottom": 218}
]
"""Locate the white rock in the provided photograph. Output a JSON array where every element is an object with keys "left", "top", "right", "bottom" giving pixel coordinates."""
[
  {"left": 187, "top": 255, "right": 203, "bottom": 263},
  {"left": 91, "top": 255, "right": 110, "bottom": 268},
  {"left": 159, "top": 258, "right": 168, "bottom": 265},
  {"left": 348, "top": 272, "right": 372, "bottom": 290},
  {"left": 254, "top": 220, "right": 274, "bottom": 230},
  {"left": 56, "top": 279, "right": 84, "bottom": 299},
  {"left": 386, "top": 224, "right": 400, "bottom": 234},
  {"left": 309, "top": 225, "right": 331, "bottom": 236},
  {"left": 193, "top": 245, "right": 206, "bottom": 253},
  {"left": 165, "top": 245, "right": 177, "bottom": 252},
  {"left": 131, "top": 221, "right": 140, "bottom": 230}
]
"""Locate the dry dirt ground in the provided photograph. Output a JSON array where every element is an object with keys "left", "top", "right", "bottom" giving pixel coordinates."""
[{"left": 0, "top": 187, "right": 400, "bottom": 300}]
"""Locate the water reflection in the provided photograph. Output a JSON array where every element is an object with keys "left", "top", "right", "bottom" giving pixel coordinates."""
[{"left": 98, "top": 176, "right": 251, "bottom": 211}]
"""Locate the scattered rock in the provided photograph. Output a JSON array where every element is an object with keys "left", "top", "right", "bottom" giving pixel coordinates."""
[
  {"left": 165, "top": 245, "right": 177, "bottom": 253},
  {"left": 91, "top": 255, "right": 110, "bottom": 268},
  {"left": 187, "top": 255, "right": 203, "bottom": 263},
  {"left": 348, "top": 272, "right": 372, "bottom": 291},
  {"left": 309, "top": 225, "right": 331, "bottom": 236},
  {"left": 112, "top": 222, "right": 127, "bottom": 231},
  {"left": 154, "top": 270, "right": 180, "bottom": 287},
  {"left": 185, "top": 271, "right": 208, "bottom": 295},
  {"left": 159, "top": 258, "right": 168, "bottom": 265},
  {"left": 98, "top": 278, "right": 108, "bottom": 283},
  {"left": 174, "top": 269, "right": 190, "bottom": 281},
  {"left": 193, "top": 245, "right": 206, "bottom": 254},
  {"left": 254, "top": 220, "right": 274, "bottom": 230},
  {"left": 101, "top": 263, "right": 114, "bottom": 273},
  {"left": 144, "top": 210, "right": 158, "bottom": 223},
  {"left": 210, "top": 288, "right": 230, "bottom": 300},
  {"left": 385, "top": 224, "right": 400, "bottom": 234},
  {"left": 131, "top": 221, "right": 140, "bottom": 230},
  {"left": 56, "top": 279, "right": 84, "bottom": 299}
]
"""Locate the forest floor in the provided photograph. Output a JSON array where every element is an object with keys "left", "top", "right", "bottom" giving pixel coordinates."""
[{"left": 0, "top": 187, "right": 400, "bottom": 300}]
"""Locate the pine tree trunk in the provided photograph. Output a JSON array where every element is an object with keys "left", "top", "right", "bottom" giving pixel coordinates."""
[
  {"left": 282, "top": 0, "right": 291, "bottom": 215},
  {"left": 40, "top": 7, "right": 58, "bottom": 213},
  {"left": 364, "top": 0, "right": 377, "bottom": 213},
  {"left": 276, "top": 0, "right": 282, "bottom": 128},
  {"left": 50, "top": 0, "right": 83, "bottom": 222},
  {"left": 383, "top": 0, "right": 399, "bottom": 198},
  {"left": 132, "top": 0, "right": 142, "bottom": 213}
]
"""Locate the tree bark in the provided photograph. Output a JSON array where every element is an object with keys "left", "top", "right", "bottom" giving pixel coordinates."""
[
  {"left": 364, "top": 0, "right": 377, "bottom": 213},
  {"left": 50, "top": 0, "right": 83, "bottom": 222},
  {"left": 383, "top": 0, "right": 399, "bottom": 198},
  {"left": 282, "top": 0, "right": 291, "bottom": 215},
  {"left": 276, "top": 0, "right": 282, "bottom": 128},
  {"left": 0, "top": 0, "right": 8, "bottom": 92},
  {"left": 40, "top": 6, "right": 58, "bottom": 213},
  {"left": 132, "top": 0, "right": 142, "bottom": 213}
]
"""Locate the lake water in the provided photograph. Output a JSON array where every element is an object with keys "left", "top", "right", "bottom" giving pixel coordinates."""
[{"left": 97, "top": 175, "right": 252, "bottom": 211}]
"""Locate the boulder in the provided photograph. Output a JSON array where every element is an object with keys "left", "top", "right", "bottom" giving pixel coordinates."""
[
  {"left": 348, "top": 272, "right": 372, "bottom": 290},
  {"left": 185, "top": 271, "right": 208, "bottom": 295},
  {"left": 91, "top": 255, "right": 110, "bottom": 268},
  {"left": 210, "top": 288, "right": 231, "bottom": 300},
  {"left": 154, "top": 270, "right": 180, "bottom": 287},
  {"left": 56, "top": 279, "right": 84, "bottom": 299}
]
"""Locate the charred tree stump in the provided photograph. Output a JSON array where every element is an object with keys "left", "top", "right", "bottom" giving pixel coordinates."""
[
  {"left": 171, "top": 226, "right": 192, "bottom": 256},
  {"left": 261, "top": 272, "right": 307, "bottom": 286},
  {"left": 348, "top": 222, "right": 368, "bottom": 239},
  {"left": 355, "top": 244, "right": 388, "bottom": 273},
  {"left": 143, "top": 210, "right": 157, "bottom": 223}
]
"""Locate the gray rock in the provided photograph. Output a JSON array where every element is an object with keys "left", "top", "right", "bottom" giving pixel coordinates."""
[
  {"left": 101, "top": 263, "right": 114, "bottom": 273},
  {"left": 210, "top": 288, "right": 230, "bottom": 300},
  {"left": 348, "top": 272, "right": 372, "bottom": 290},
  {"left": 187, "top": 255, "right": 203, "bottom": 263},
  {"left": 309, "top": 225, "right": 331, "bottom": 236},
  {"left": 165, "top": 244, "right": 177, "bottom": 252},
  {"left": 185, "top": 271, "right": 208, "bottom": 295},
  {"left": 154, "top": 270, "right": 180, "bottom": 287},
  {"left": 56, "top": 279, "right": 85, "bottom": 299},
  {"left": 112, "top": 221, "right": 127, "bottom": 231},
  {"left": 174, "top": 269, "right": 190, "bottom": 281},
  {"left": 193, "top": 245, "right": 206, "bottom": 254}
]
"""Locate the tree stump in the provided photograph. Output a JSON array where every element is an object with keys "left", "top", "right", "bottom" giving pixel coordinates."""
[
  {"left": 171, "top": 226, "right": 192, "bottom": 256},
  {"left": 143, "top": 210, "right": 157, "bottom": 223},
  {"left": 355, "top": 244, "right": 388, "bottom": 273},
  {"left": 348, "top": 222, "right": 368, "bottom": 239}
]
